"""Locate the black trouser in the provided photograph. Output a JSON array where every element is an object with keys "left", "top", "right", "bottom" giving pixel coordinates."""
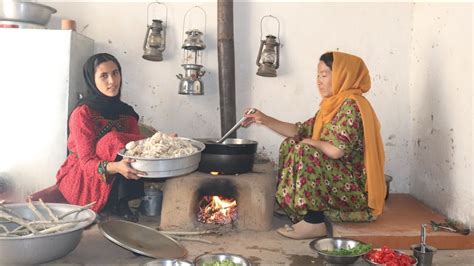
[
  {"left": 106, "top": 174, "right": 144, "bottom": 207},
  {"left": 304, "top": 210, "right": 325, "bottom": 224}
]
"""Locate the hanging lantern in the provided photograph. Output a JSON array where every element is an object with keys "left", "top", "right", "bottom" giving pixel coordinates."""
[
  {"left": 142, "top": 1, "right": 167, "bottom": 61},
  {"left": 256, "top": 15, "right": 280, "bottom": 77},
  {"left": 177, "top": 6, "right": 207, "bottom": 95}
]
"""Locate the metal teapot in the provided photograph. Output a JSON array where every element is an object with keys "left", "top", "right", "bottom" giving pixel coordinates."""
[{"left": 176, "top": 63, "right": 206, "bottom": 95}]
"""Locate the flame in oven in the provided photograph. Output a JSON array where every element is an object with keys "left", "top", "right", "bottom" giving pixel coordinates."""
[{"left": 198, "top": 195, "right": 237, "bottom": 224}]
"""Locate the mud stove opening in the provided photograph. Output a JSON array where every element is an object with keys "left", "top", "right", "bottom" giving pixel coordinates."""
[
  {"left": 196, "top": 179, "right": 238, "bottom": 225},
  {"left": 160, "top": 162, "right": 276, "bottom": 231}
]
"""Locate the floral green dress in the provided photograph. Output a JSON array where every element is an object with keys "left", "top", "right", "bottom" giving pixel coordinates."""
[{"left": 276, "top": 98, "right": 374, "bottom": 222}]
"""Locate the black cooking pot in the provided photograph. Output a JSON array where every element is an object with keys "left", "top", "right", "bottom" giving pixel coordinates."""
[{"left": 195, "top": 138, "right": 258, "bottom": 174}]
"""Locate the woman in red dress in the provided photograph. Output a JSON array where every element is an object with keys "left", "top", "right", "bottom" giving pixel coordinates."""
[{"left": 35, "top": 53, "right": 147, "bottom": 222}]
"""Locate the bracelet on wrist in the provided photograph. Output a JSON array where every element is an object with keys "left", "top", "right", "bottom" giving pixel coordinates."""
[{"left": 98, "top": 160, "right": 109, "bottom": 182}]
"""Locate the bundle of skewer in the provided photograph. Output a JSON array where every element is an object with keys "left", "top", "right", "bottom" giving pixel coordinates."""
[{"left": 0, "top": 199, "right": 95, "bottom": 237}]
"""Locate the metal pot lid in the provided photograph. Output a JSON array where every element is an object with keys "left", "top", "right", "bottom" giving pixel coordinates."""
[{"left": 99, "top": 220, "right": 187, "bottom": 259}]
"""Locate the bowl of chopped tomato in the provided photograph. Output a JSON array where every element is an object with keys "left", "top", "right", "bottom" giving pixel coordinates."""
[{"left": 363, "top": 246, "right": 418, "bottom": 266}]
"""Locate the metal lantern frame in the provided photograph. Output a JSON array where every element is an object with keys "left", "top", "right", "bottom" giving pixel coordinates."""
[
  {"left": 142, "top": 1, "right": 168, "bottom": 61},
  {"left": 256, "top": 15, "right": 281, "bottom": 77},
  {"left": 181, "top": 5, "right": 207, "bottom": 65},
  {"left": 176, "top": 5, "right": 208, "bottom": 95}
]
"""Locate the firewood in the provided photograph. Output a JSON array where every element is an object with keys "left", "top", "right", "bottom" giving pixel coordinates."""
[
  {"left": 39, "top": 199, "right": 59, "bottom": 222},
  {"left": 27, "top": 198, "right": 46, "bottom": 221},
  {"left": 0, "top": 199, "right": 95, "bottom": 237},
  {"left": 157, "top": 229, "right": 220, "bottom": 236},
  {"left": 58, "top": 201, "right": 95, "bottom": 219},
  {"left": 0, "top": 209, "right": 38, "bottom": 234},
  {"left": 169, "top": 235, "right": 216, "bottom": 245}
]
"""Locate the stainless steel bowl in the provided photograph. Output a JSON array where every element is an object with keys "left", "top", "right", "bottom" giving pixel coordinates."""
[
  {"left": 309, "top": 237, "right": 370, "bottom": 264},
  {"left": 363, "top": 248, "right": 418, "bottom": 266},
  {"left": 144, "top": 259, "right": 193, "bottom": 266},
  {"left": 0, "top": 1, "right": 57, "bottom": 26},
  {"left": 0, "top": 202, "right": 96, "bottom": 265},
  {"left": 118, "top": 138, "right": 205, "bottom": 178},
  {"left": 194, "top": 253, "right": 251, "bottom": 266}
]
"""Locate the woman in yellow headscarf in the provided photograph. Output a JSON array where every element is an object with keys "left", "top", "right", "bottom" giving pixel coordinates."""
[{"left": 243, "top": 51, "right": 386, "bottom": 239}]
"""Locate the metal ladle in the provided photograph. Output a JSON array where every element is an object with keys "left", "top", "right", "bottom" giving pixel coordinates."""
[{"left": 216, "top": 108, "right": 256, "bottom": 143}]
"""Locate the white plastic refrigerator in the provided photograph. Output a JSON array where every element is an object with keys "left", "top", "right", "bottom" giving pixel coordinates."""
[{"left": 0, "top": 29, "right": 94, "bottom": 200}]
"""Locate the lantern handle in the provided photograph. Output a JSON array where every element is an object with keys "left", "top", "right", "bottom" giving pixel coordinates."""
[
  {"left": 147, "top": 1, "right": 168, "bottom": 26},
  {"left": 260, "top": 15, "right": 280, "bottom": 43},
  {"left": 182, "top": 5, "right": 207, "bottom": 44}
]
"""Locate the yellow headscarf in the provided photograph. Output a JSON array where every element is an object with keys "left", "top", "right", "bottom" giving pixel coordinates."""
[{"left": 312, "top": 51, "right": 386, "bottom": 216}]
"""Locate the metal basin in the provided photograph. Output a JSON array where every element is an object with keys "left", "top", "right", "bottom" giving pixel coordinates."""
[
  {"left": 144, "top": 259, "right": 193, "bottom": 266},
  {"left": 363, "top": 248, "right": 418, "bottom": 265},
  {"left": 194, "top": 253, "right": 251, "bottom": 266},
  {"left": 309, "top": 237, "right": 370, "bottom": 264},
  {"left": 0, "top": 1, "right": 57, "bottom": 26},
  {"left": 118, "top": 138, "right": 205, "bottom": 178},
  {"left": 0, "top": 202, "right": 96, "bottom": 265}
]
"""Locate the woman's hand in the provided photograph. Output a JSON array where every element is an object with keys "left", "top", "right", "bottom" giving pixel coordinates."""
[
  {"left": 241, "top": 108, "right": 268, "bottom": 127},
  {"left": 300, "top": 138, "right": 344, "bottom": 159},
  {"left": 299, "top": 138, "right": 315, "bottom": 146},
  {"left": 241, "top": 108, "right": 298, "bottom": 138},
  {"left": 108, "top": 158, "right": 147, "bottom": 180}
]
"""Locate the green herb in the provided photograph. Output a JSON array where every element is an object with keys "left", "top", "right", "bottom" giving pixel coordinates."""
[
  {"left": 203, "top": 259, "right": 241, "bottom": 266},
  {"left": 322, "top": 243, "right": 372, "bottom": 256}
]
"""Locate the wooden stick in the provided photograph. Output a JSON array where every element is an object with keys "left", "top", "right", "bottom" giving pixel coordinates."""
[
  {"left": 37, "top": 223, "right": 76, "bottom": 235},
  {"left": 58, "top": 201, "right": 95, "bottom": 220},
  {"left": 27, "top": 198, "right": 46, "bottom": 221},
  {"left": 169, "top": 235, "right": 215, "bottom": 244},
  {"left": 10, "top": 217, "right": 92, "bottom": 234},
  {"left": 39, "top": 199, "right": 59, "bottom": 222},
  {"left": 0, "top": 206, "right": 31, "bottom": 221},
  {"left": 0, "top": 202, "right": 94, "bottom": 237},
  {"left": 0, "top": 224, "right": 9, "bottom": 233},
  {"left": 5, "top": 228, "right": 33, "bottom": 236},
  {"left": 0, "top": 210, "right": 38, "bottom": 234},
  {"left": 157, "top": 229, "right": 220, "bottom": 236},
  {"left": 29, "top": 218, "right": 91, "bottom": 226}
]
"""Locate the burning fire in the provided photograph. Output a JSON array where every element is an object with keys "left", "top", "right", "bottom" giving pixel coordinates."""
[{"left": 198, "top": 195, "right": 237, "bottom": 224}]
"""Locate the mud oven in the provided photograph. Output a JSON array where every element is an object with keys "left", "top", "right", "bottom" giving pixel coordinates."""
[{"left": 160, "top": 161, "right": 276, "bottom": 231}]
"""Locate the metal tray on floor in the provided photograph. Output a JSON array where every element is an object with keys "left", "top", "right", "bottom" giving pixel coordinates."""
[{"left": 99, "top": 220, "right": 187, "bottom": 259}]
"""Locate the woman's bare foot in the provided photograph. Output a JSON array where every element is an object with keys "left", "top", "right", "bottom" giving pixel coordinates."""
[{"left": 277, "top": 220, "right": 327, "bottom": 239}]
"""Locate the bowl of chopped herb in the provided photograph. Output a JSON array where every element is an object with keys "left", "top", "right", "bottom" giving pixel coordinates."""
[
  {"left": 194, "top": 253, "right": 251, "bottom": 266},
  {"left": 309, "top": 237, "right": 372, "bottom": 264}
]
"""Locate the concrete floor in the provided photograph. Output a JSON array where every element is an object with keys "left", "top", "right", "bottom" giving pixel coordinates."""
[{"left": 48, "top": 213, "right": 474, "bottom": 265}]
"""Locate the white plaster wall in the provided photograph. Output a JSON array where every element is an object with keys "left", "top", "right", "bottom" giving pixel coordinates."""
[
  {"left": 409, "top": 3, "right": 473, "bottom": 227},
  {"left": 45, "top": 1, "right": 413, "bottom": 194}
]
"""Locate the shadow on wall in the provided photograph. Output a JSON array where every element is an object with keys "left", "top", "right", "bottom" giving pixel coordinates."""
[
  {"left": 0, "top": 174, "right": 16, "bottom": 202},
  {"left": 410, "top": 47, "right": 454, "bottom": 217}
]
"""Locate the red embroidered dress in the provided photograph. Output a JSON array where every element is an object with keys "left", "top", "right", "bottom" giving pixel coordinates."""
[{"left": 56, "top": 105, "right": 143, "bottom": 212}]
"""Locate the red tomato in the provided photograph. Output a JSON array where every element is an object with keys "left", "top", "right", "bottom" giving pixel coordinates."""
[
  {"left": 382, "top": 245, "right": 392, "bottom": 253},
  {"left": 385, "top": 261, "right": 399, "bottom": 266},
  {"left": 368, "top": 250, "right": 384, "bottom": 263},
  {"left": 367, "top": 246, "right": 415, "bottom": 266}
]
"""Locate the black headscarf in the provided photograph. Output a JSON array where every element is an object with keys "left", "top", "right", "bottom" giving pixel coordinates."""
[{"left": 75, "top": 53, "right": 139, "bottom": 121}]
